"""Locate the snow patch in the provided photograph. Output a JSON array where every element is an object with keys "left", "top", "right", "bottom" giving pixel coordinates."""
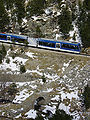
[
  {"left": 59, "top": 103, "right": 70, "bottom": 114},
  {"left": 51, "top": 95, "right": 60, "bottom": 101},
  {"left": 43, "top": 105, "right": 56, "bottom": 114},
  {"left": 60, "top": 90, "right": 79, "bottom": 101},
  {"left": 13, "top": 89, "right": 34, "bottom": 103},
  {"left": 43, "top": 88, "right": 53, "bottom": 93},
  {"left": 25, "top": 52, "right": 37, "bottom": 59},
  {"left": 25, "top": 109, "right": 37, "bottom": 119}
]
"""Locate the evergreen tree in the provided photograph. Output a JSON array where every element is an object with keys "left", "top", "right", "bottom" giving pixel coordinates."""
[
  {"left": 36, "top": 26, "right": 44, "bottom": 38},
  {"left": 78, "top": 1, "right": 90, "bottom": 48},
  {"left": 0, "top": 0, "right": 9, "bottom": 32},
  {"left": 48, "top": 109, "right": 72, "bottom": 120},
  {"left": 3, "top": 0, "right": 25, "bottom": 32},
  {"left": 20, "top": 64, "right": 26, "bottom": 73},
  {"left": 15, "top": 0, "right": 25, "bottom": 25},
  {"left": 42, "top": 73, "right": 46, "bottom": 83},
  {"left": 2, "top": 44, "right": 7, "bottom": 56},
  {"left": 0, "top": 52, "right": 3, "bottom": 64},
  {"left": 0, "top": 44, "right": 7, "bottom": 63},
  {"left": 83, "top": 85, "right": 90, "bottom": 109},
  {"left": 58, "top": 6, "right": 72, "bottom": 39},
  {"left": 83, "top": 0, "right": 90, "bottom": 10},
  {"left": 3, "top": 0, "right": 15, "bottom": 10},
  {"left": 27, "top": 0, "right": 46, "bottom": 17}
]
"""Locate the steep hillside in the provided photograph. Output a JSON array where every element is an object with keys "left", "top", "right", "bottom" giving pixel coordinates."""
[{"left": 0, "top": 44, "right": 90, "bottom": 120}]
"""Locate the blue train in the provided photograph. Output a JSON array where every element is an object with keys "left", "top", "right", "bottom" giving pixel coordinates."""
[
  {"left": 0, "top": 33, "right": 81, "bottom": 53},
  {"left": 0, "top": 32, "right": 28, "bottom": 44},
  {"left": 37, "top": 38, "right": 81, "bottom": 53}
]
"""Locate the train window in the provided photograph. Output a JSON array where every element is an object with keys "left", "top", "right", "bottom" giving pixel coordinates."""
[
  {"left": 0, "top": 35, "right": 7, "bottom": 39},
  {"left": 39, "top": 41, "right": 55, "bottom": 48},
  {"left": 11, "top": 37, "right": 28, "bottom": 44},
  {"left": 56, "top": 43, "right": 60, "bottom": 48},
  {"left": 7, "top": 36, "right": 11, "bottom": 40},
  {"left": 61, "top": 43, "right": 79, "bottom": 50}
]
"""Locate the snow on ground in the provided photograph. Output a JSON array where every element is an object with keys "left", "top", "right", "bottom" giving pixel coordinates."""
[
  {"left": 16, "top": 82, "right": 37, "bottom": 89},
  {"left": 0, "top": 49, "right": 28, "bottom": 73},
  {"left": 59, "top": 103, "right": 70, "bottom": 114},
  {"left": 43, "top": 105, "right": 56, "bottom": 114},
  {"left": 26, "top": 69, "right": 59, "bottom": 82},
  {"left": 0, "top": 47, "right": 88, "bottom": 120},
  {"left": 25, "top": 52, "right": 37, "bottom": 59},
  {"left": 51, "top": 95, "right": 60, "bottom": 101},
  {"left": 59, "top": 103, "right": 81, "bottom": 120},
  {"left": 60, "top": 90, "right": 79, "bottom": 101},
  {"left": 13, "top": 89, "right": 34, "bottom": 103},
  {"left": 62, "top": 60, "right": 72, "bottom": 73},
  {"left": 15, "top": 113, "right": 22, "bottom": 118},
  {"left": 26, "top": 69, "right": 42, "bottom": 76},
  {"left": 69, "top": 22, "right": 81, "bottom": 43},
  {"left": 43, "top": 88, "right": 53, "bottom": 93},
  {"left": 25, "top": 109, "right": 37, "bottom": 119}
]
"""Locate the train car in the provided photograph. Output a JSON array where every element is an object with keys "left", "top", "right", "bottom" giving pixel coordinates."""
[
  {"left": 0, "top": 33, "right": 28, "bottom": 44},
  {"left": 0, "top": 33, "right": 81, "bottom": 53},
  {"left": 37, "top": 38, "right": 81, "bottom": 53}
]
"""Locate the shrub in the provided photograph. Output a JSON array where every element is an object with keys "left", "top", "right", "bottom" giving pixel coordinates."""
[
  {"left": 0, "top": 52, "right": 3, "bottom": 64},
  {"left": 10, "top": 45, "right": 13, "bottom": 51},
  {"left": 7, "top": 83, "right": 18, "bottom": 96},
  {"left": 20, "top": 64, "right": 26, "bottom": 73},
  {"left": 42, "top": 73, "right": 46, "bottom": 83},
  {"left": 48, "top": 109, "right": 72, "bottom": 120},
  {"left": 0, "top": 44, "right": 7, "bottom": 63},
  {"left": 0, "top": 83, "right": 18, "bottom": 101},
  {"left": 6, "top": 58, "right": 10, "bottom": 64},
  {"left": 20, "top": 48, "right": 24, "bottom": 53},
  {"left": 11, "top": 52, "right": 16, "bottom": 59},
  {"left": 1, "top": 44, "right": 7, "bottom": 56},
  {"left": 83, "top": 85, "right": 90, "bottom": 109}
]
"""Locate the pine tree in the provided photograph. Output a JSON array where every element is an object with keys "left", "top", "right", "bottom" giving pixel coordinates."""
[
  {"left": 58, "top": 6, "right": 72, "bottom": 39},
  {"left": 83, "top": 0, "right": 90, "bottom": 10},
  {"left": 83, "top": 85, "right": 90, "bottom": 109},
  {"left": 78, "top": 1, "right": 90, "bottom": 48},
  {"left": 20, "top": 64, "right": 26, "bottom": 73},
  {"left": 15, "top": 0, "right": 25, "bottom": 25},
  {"left": 36, "top": 26, "right": 43, "bottom": 38},
  {"left": 3, "top": 0, "right": 15, "bottom": 10},
  {"left": 26, "top": 0, "right": 46, "bottom": 17},
  {"left": 2, "top": 44, "right": 7, "bottom": 56},
  {"left": 3, "top": 0, "right": 25, "bottom": 32},
  {"left": 0, "top": 52, "right": 3, "bottom": 64},
  {"left": 0, "top": 0, "right": 9, "bottom": 32}
]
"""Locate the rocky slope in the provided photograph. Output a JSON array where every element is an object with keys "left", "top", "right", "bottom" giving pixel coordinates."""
[{"left": 0, "top": 44, "right": 90, "bottom": 120}]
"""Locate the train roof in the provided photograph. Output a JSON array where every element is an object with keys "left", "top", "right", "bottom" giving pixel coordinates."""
[
  {"left": 39, "top": 38, "right": 81, "bottom": 45},
  {"left": 0, "top": 33, "right": 27, "bottom": 39}
]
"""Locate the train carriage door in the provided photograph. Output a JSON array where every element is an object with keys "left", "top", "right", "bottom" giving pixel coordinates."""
[
  {"left": 56, "top": 43, "right": 60, "bottom": 48},
  {"left": 7, "top": 36, "right": 11, "bottom": 41}
]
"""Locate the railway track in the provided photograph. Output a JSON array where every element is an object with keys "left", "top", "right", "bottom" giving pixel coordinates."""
[{"left": 0, "top": 40, "right": 90, "bottom": 58}]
